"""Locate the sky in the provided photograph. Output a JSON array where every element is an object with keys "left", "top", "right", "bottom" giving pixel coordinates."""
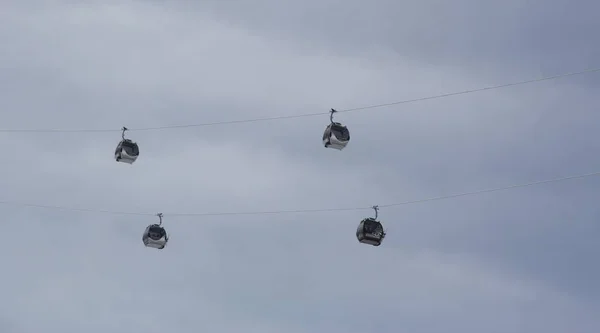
[{"left": 0, "top": 1, "right": 599, "bottom": 332}]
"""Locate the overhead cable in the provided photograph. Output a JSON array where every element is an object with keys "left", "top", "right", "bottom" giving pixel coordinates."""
[
  {"left": 1, "top": 66, "right": 598, "bottom": 133},
  {"left": 1, "top": 169, "right": 598, "bottom": 217}
]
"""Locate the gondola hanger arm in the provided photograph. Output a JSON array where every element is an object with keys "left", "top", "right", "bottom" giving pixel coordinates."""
[{"left": 329, "top": 109, "right": 337, "bottom": 123}]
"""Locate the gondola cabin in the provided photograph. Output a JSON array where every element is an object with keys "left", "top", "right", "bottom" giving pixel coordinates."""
[
  {"left": 323, "top": 122, "right": 350, "bottom": 150},
  {"left": 115, "top": 139, "right": 139, "bottom": 164},
  {"left": 142, "top": 224, "right": 168, "bottom": 249},
  {"left": 356, "top": 218, "right": 385, "bottom": 246}
]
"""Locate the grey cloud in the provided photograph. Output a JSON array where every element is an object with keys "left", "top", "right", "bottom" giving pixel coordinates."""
[
  {"left": 167, "top": 0, "right": 600, "bottom": 74},
  {"left": 0, "top": 1, "right": 599, "bottom": 332}
]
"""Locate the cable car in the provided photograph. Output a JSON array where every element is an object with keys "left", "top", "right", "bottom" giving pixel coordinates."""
[
  {"left": 356, "top": 206, "right": 386, "bottom": 246},
  {"left": 115, "top": 127, "right": 139, "bottom": 164},
  {"left": 142, "top": 213, "right": 168, "bottom": 249},
  {"left": 323, "top": 109, "right": 350, "bottom": 150}
]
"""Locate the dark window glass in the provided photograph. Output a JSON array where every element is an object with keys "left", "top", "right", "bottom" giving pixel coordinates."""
[
  {"left": 122, "top": 141, "right": 139, "bottom": 155},
  {"left": 148, "top": 226, "right": 165, "bottom": 240},
  {"left": 331, "top": 125, "right": 349, "bottom": 140},
  {"left": 363, "top": 220, "right": 383, "bottom": 237}
]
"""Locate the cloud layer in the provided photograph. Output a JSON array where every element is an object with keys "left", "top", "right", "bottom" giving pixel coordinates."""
[{"left": 0, "top": 1, "right": 598, "bottom": 332}]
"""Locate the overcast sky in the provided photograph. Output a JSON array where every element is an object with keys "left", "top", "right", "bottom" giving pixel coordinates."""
[{"left": 1, "top": 1, "right": 599, "bottom": 332}]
